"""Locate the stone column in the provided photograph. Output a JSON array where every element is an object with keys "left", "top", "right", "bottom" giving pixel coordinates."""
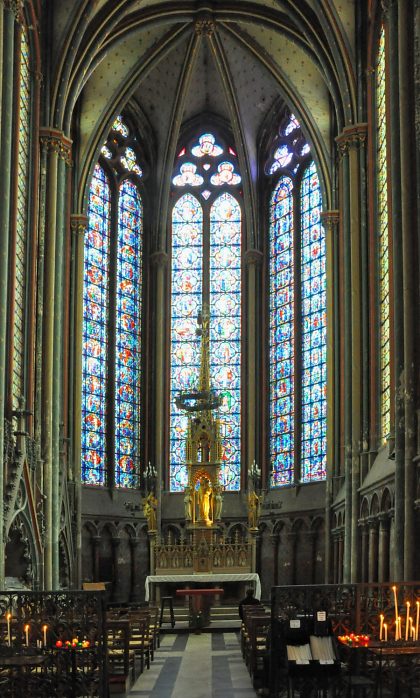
[
  {"left": 39, "top": 128, "right": 72, "bottom": 589},
  {"left": 286, "top": 532, "right": 297, "bottom": 585},
  {"left": 52, "top": 142, "right": 72, "bottom": 589},
  {"left": 130, "top": 538, "right": 142, "bottom": 601},
  {"left": 0, "top": 0, "right": 18, "bottom": 588},
  {"left": 336, "top": 124, "right": 367, "bottom": 582},
  {"left": 368, "top": 518, "right": 379, "bottom": 583},
  {"left": 335, "top": 134, "right": 352, "bottom": 583},
  {"left": 378, "top": 513, "right": 390, "bottom": 583},
  {"left": 244, "top": 249, "right": 262, "bottom": 476},
  {"left": 305, "top": 530, "right": 317, "bottom": 584},
  {"left": 321, "top": 211, "right": 339, "bottom": 582},
  {"left": 359, "top": 520, "right": 369, "bottom": 583},
  {"left": 337, "top": 534, "right": 344, "bottom": 584},
  {"left": 148, "top": 529, "right": 157, "bottom": 576},
  {"left": 270, "top": 533, "right": 279, "bottom": 587},
  {"left": 332, "top": 534, "right": 339, "bottom": 584},
  {"left": 150, "top": 251, "right": 168, "bottom": 525},
  {"left": 70, "top": 214, "right": 89, "bottom": 588},
  {"left": 249, "top": 527, "right": 259, "bottom": 574},
  {"left": 111, "top": 536, "right": 123, "bottom": 603},
  {"left": 398, "top": 0, "right": 417, "bottom": 581},
  {"left": 385, "top": 0, "right": 405, "bottom": 582},
  {"left": 92, "top": 535, "right": 101, "bottom": 581}
]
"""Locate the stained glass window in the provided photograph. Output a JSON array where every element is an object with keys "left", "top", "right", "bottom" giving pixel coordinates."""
[
  {"left": 269, "top": 177, "right": 294, "bottom": 486},
  {"left": 300, "top": 163, "right": 326, "bottom": 481},
  {"left": 115, "top": 181, "right": 143, "bottom": 488},
  {"left": 82, "top": 116, "right": 144, "bottom": 488},
  {"left": 169, "top": 133, "right": 242, "bottom": 492},
  {"left": 170, "top": 194, "right": 203, "bottom": 491},
  {"left": 376, "top": 25, "right": 391, "bottom": 441},
  {"left": 13, "top": 27, "right": 31, "bottom": 407},
  {"left": 210, "top": 193, "right": 241, "bottom": 489},
  {"left": 82, "top": 165, "right": 110, "bottom": 486},
  {"left": 268, "top": 113, "right": 326, "bottom": 486}
]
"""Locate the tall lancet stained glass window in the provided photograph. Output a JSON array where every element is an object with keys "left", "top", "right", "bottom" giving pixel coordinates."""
[
  {"left": 82, "top": 116, "right": 144, "bottom": 487},
  {"left": 170, "top": 133, "right": 242, "bottom": 492},
  {"left": 268, "top": 113, "right": 326, "bottom": 486},
  {"left": 376, "top": 25, "right": 391, "bottom": 442},
  {"left": 13, "top": 26, "right": 31, "bottom": 408}
]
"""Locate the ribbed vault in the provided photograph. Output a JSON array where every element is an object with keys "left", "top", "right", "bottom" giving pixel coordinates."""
[{"left": 49, "top": 1, "right": 358, "bottom": 218}]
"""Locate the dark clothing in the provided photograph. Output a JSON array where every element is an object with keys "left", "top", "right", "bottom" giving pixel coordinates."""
[{"left": 238, "top": 594, "right": 259, "bottom": 620}]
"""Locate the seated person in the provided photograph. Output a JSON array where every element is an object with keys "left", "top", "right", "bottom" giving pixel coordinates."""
[{"left": 238, "top": 588, "right": 260, "bottom": 620}]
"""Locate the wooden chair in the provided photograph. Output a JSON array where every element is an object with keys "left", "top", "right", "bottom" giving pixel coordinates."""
[
  {"left": 247, "top": 613, "right": 270, "bottom": 681},
  {"left": 125, "top": 612, "right": 152, "bottom": 673},
  {"left": 106, "top": 619, "right": 135, "bottom": 683}
]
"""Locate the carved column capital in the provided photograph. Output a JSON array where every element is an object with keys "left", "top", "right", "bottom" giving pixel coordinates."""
[
  {"left": 40, "top": 128, "right": 73, "bottom": 165},
  {"left": 2, "top": 0, "right": 24, "bottom": 23},
  {"left": 70, "top": 214, "right": 89, "bottom": 236},
  {"left": 320, "top": 210, "right": 340, "bottom": 232},
  {"left": 335, "top": 123, "right": 368, "bottom": 159},
  {"left": 150, "top": 250, "right": 168, "bottom": 268},
  {"left": 245, "top": 249, "right": 263, "bottom": 266}
]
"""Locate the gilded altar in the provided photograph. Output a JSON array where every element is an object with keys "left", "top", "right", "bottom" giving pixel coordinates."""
[{"left": 145, "top": 306, "right": 258, "bottom": 577}]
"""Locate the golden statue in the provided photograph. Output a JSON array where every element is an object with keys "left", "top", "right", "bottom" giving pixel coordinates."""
[
  {"left": 198, "top": 477, "right": 212, "bottom": 525},
  {"left": 184, "top": 486, "right": 193, "bottom": 520},
  {"left": 248, "top": 490, "right": 260, "bottom": 530},
  {"left": 143, "top": 493, "right": 158, "bottom": 531}
]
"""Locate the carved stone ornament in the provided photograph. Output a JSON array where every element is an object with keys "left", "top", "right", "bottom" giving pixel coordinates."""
[
  {"left": 40, "top": 128, "right": 73, "bottom": 166},
  {"left": 335, "top": 123, "right": 368, "bottom": 159},
  {"left": 2, "top": 0, "right": 24, "bottom": 23},
  {"left": 320, "top": 210, "right": 340, "bottom": 232},
  {"left": 195, "top": 15, "right": 215, "bottom": 36},
  {"left": 150, "top": 250, "right": 169, "bottom": 267},
  {"left": 245, "top": 249, "right": 263, "bottom": 266},
  {"left": 70, "top": 214, "right": 89, "bottom": 237}
]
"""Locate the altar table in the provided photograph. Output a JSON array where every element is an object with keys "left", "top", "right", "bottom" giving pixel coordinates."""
[
  {"left": 145, "top": 573, "right": 261, "bottom": 602},
  {"left": 176, "top": 588, "right": 224, "bottom": 627},
  {"left": 176, "top": 587, "right": 224, "bottom": 612}
]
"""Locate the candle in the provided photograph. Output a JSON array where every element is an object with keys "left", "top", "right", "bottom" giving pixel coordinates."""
[
  {"left": 43, "top": 625, "right": 48, "bottom": 646},
  {"left": 379, "top": 614, "right": 384, "bottom": 641},
  {"left": 398, "top": 617, "right": 402, "bottom": 641},
  {"left": 416, "top": 601, "right": 419, "bottom": 642},
  {"left": 384, "top": 623, "right": 388, "bottom": 642},
  {"left": 6, "top": 613, "right": 11, "bottom": 647},
  {"left": 24, "top": 624, "right": 29, "bottom": 647},
  {"left": 406, "top": 602, "right": 410, "bottom": 641},
  {"left": 393, "top": 585, "right": 399, "bottom": 623}
]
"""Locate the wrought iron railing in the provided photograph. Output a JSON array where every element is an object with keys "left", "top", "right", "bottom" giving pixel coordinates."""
[{"left": 0, "top": 590, "right": 107, "bottom": 697}]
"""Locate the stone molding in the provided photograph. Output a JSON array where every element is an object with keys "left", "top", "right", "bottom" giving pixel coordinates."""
[
  {"left": 40, "top": 127, "right": 73, "bottom": 165},
  {"left": 244, "top": 248, "right": 263, "bottom": 266},
  {"left": 335, "top": 123, "right": 368, "bottom": 159},
  {"left": 70, "top": 214, "right": 89, "bottom": 237},
  {"left": 150, "top": 250, "right": 169, "bottom": 267}
]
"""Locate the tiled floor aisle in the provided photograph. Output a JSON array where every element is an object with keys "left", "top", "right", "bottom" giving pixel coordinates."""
[{"left": 128, "top": 632, "right": 258, "bottom": 698}]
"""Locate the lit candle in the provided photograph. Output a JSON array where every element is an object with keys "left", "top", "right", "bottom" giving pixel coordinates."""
[
  {"left": 398, "top": 617, "right": 402, "bottom": 641},
  {"left": 24, "top": 624, "right": 29, "bottom": 647},
  {"left": 384, "top": 623, "right": 388, "bottom": 642},
  {"left": 6, "top": 613, "right": 11, "bottom": 647},
  {"left": 43, "top": 625, "right": 48, "bottom": 646},
  {"left": 379, "top": 614, "right": 384, "bottom": 641},
  {"left": 392, "top": 585, "right": 399, "bottom": 623},
  {"left": 406, "top": 602, "right": 410, "bottom": 641},
  {"left": 416, "top": 601, "right": 419, "bottom": 642}
]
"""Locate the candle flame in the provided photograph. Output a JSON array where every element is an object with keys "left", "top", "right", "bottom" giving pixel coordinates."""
[{"left": 24, "top": 624, "right": 29, "bottom": 631}]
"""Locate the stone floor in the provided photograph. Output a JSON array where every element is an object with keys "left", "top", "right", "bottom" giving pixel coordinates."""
[{"left": 125, "top": 631, "right": 259, "bottom": 698}]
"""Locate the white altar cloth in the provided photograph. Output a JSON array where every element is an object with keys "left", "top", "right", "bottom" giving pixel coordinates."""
[{"left": 145, "top": 573, "right": 261, "bottom": 602}]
